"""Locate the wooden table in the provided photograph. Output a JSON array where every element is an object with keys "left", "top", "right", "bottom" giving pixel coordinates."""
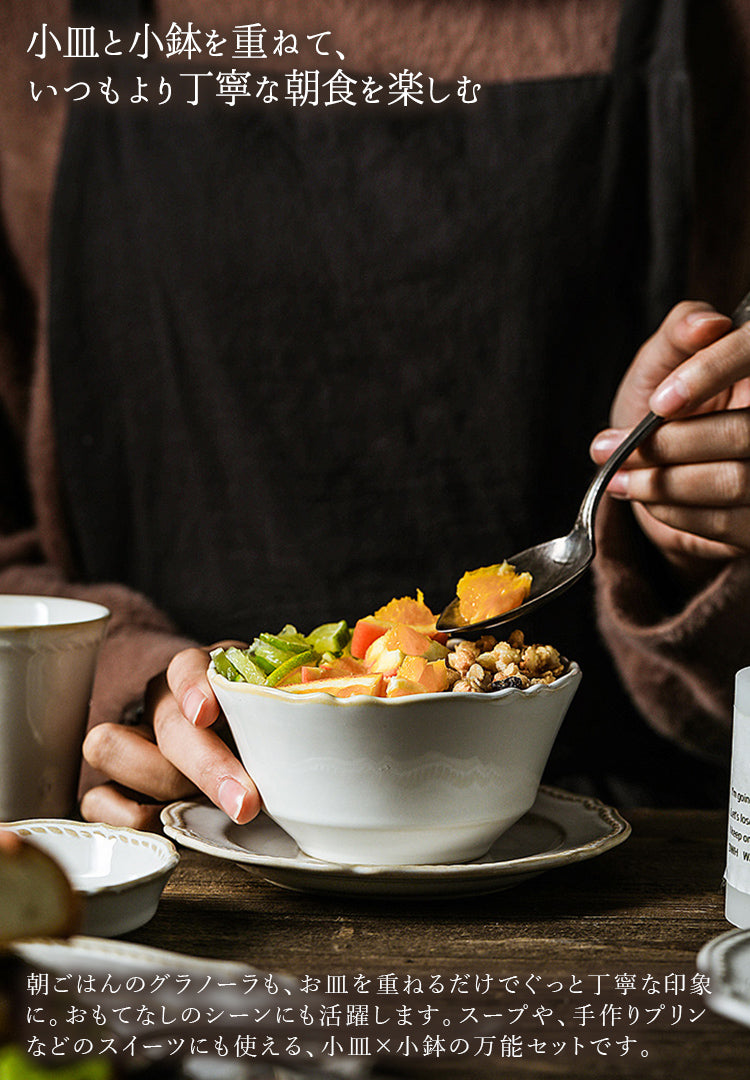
[{"left": 117, "top": 807, "right": 750, "bottom": 1078}]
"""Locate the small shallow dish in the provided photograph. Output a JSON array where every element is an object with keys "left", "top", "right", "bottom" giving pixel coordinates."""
[
  {"left": 209, "top": 662, "right": 581, "bottom": 866},
  {"left": 697, "top": 927, "right": 750, "bottom": 1028},
  {"left": 1, "top": 819, "right": 179, "bottom": 937}
]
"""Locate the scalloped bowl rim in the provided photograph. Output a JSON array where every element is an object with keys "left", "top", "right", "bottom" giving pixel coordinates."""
[
  {"left": 208, "top": 659, "right": 581, "bottom": 705},
  {"left": 1, "top": 819, "right": 180, "bottom": 896}
]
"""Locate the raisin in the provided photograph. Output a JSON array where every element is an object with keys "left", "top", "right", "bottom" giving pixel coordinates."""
[{"left": 491, "top": 675, "right": 527, "bottom": 691}]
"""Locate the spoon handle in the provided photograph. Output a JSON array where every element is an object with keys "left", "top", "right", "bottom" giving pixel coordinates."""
[
  {"left": 733, "top": 289, "right": 750, "bottom": 328},
  {"left": 575, "top": 410, "right": 663, "bottom": 536}
]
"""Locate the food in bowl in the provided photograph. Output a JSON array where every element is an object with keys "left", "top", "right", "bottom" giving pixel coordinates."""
[
  {"left": 208, "top": 582, "right": 578, "bottom": 866},
  {"left": 445, "top": 629, "right": 566, "bottom": 692},
  {"left": 210, "top": 581, "right": 565, "bottom": 700}
]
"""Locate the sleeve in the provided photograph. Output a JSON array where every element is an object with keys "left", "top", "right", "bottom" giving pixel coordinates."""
[
  {"left": 0, "top": 558, "right": 197, "bottom": 731},
  {"left": 0, "top": 218, "right": 195, "bottom": 739},
  {"left": 592, "top": 0, "right": 750, "bottom": 770},
  {"left": 0, "top": 501, "right": 196, "bottom": 738},
  {"left": 593, "top": 495, "right": 748, "bottom": 765}
]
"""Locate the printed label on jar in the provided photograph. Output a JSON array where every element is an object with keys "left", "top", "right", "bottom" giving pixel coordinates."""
[{"left": 726, "top": 703, "right": 750, "bottom": 891}]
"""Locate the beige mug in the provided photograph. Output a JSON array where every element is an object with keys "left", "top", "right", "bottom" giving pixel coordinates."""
[{"left": 0, "top": 595, "right": 110, "bottom": 821}]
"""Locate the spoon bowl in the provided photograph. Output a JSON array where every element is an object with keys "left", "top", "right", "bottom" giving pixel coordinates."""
[{"left": 436, "top": 411, "right": 663, "bottom": 634}]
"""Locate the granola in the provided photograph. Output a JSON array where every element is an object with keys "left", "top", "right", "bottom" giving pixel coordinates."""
[{"left": 446, "top": 629, "right": 567, "bottom": 693}]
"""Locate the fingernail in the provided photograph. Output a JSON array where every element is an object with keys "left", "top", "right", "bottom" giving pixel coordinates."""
[
  {"left": 685, "top": 310, "right": 730, "bottom": 328},
  {"left": 607, "top": 471, "right": 628, "bottom": 497},
  {"left": 218, "top": 777, "right": 251, "bottom": 823},
  {"left": 183, "top": 687, "right": 207, "bottom": 726},
  {"left": 650, "top": 375, "right": 689, "bottom": 416},
  {"left": 590, "top": 430, "right": 623, "bottom": 457}
]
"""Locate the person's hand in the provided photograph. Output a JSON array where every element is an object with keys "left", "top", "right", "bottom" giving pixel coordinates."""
[
  {"left": 590, "top": 300, "right": 750, "bottom": 581},
  {"left": 80, "top": 646, "right": 260, "bottom": 830}
]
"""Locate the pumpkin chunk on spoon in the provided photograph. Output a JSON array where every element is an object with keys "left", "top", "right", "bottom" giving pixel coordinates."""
[{"left": 454, "top": 562, "right": 532, "bottom": 626}]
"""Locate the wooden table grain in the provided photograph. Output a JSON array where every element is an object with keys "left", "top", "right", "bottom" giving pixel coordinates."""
[{"left": 120, "top": 807, "right": 750, "bottom": 1078}]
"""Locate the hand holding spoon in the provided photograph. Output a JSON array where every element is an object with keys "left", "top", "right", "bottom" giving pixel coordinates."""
[{"left": 436, "top": 292, "right": 750, "bottom": 635}]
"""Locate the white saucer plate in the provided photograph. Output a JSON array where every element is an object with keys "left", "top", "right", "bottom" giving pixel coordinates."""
[
  {"left": 697, "top": 927, "right": 750, "bottom": 1028},
  {"left": 2, "top": 819, "right": 179, "bottom": 936},
  {"left": 162, "top": 785, "right": 630, "bottom": 898}
]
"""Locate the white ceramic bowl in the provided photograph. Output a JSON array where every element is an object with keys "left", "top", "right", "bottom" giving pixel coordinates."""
[
  {"left": 209, "top": 662, "right": 581, "bottom": 866},
  {"left": 1, "top": 820, "right": 179, "bottom": 937}
]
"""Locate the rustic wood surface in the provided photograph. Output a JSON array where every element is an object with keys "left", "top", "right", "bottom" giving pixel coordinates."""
[{"left": 120, "top": 807, "right": 750, "bottom": 1078}]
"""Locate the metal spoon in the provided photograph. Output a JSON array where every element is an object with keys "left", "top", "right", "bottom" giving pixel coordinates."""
[{"left": 436, "top": 292, "right": 750, "bottom": 636}]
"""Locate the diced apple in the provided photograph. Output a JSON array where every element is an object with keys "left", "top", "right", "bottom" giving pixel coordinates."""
[
  {"left": 363, "top": 634, "right": 403, "bottom": 675},
  {"left": 386, "top": 676, "right": 429, "bottom": 697},
  {"left": 350, "top": 616, "right": 389, "bottom": 659},
  {"left": 363, "top": 622, "right": 450, "bottom": 676},
  {"left": 425, "top": 640, "right": 448, "bottom": 661}
]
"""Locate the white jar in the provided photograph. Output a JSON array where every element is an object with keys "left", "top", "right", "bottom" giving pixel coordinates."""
[{"left": 725, "top": 667, "right": 750, "bottom": 927}]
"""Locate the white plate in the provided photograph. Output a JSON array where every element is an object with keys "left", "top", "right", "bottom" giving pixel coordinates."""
[
  {"left": 162, "top": 785, "right": 630, "bottom": 898},
  {"left": 2, "top": 819, "right": 179, "bottom": 936},
  {"left": 697, "top": 927, "right": 750, "bottom": 1027}
]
